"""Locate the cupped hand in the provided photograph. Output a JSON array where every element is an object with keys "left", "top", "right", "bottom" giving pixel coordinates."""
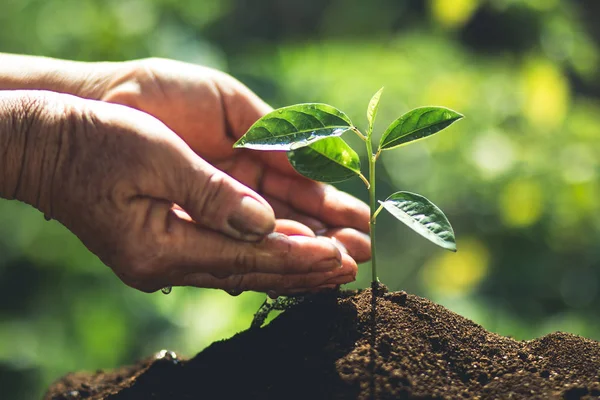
[
  {"left": 30, "top": 92, "right": 357, "bottom": 294},
  {"left": 94, "top": 58, "right": 371, "bottom": 263}
]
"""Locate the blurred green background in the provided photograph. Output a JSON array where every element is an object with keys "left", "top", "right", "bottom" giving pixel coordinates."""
[{"left": 1, "top": 0, "right": 600, "bottom": 398}]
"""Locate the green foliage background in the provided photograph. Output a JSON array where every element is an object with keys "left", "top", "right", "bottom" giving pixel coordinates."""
[{"left": 1, "top": 0, "right": 600, "bottom": 398}]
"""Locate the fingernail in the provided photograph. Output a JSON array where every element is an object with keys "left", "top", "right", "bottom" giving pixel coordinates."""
[
  {"left": 319, "top": 236, "right": 347, "bottom": 255},
  {"left": 266, "top": 232, "right": 292, "bottom": 250},
  {"left": 304, "top": 219, "right": 326, "bottom": 233},
  {"left": 228, "top": 196, "right": 275, "bottom": 239}
]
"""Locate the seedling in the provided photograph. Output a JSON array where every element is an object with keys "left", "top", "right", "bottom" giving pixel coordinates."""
[{"left": 234, "top": 88, "right": 462, "bottom": 325}]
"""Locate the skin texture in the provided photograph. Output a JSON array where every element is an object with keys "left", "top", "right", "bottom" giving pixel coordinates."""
[{"left": 0, "top": 55, "right": 371, "bottom": 295}]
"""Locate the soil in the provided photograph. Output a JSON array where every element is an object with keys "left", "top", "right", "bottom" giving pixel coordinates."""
[{"left": 46, "top": 286, "right": 600, "bottom": 400}]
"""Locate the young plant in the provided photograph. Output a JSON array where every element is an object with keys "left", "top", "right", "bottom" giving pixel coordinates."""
[{"left": 234, "top": 88, "right": 462, "bottom": 291}]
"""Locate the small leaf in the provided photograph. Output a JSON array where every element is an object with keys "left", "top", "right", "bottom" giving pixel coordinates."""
[
  {"left": 380, "top": 191, "right": 456, "bottom": 251},
  {"left": 379, "top": 106, "right": 463, "bottom": 150},
  {"left": 234, "top": 103, "right": 353, "bottom": 151},
  {"left": 367, "top": 87, "right": 384, "bottom": 133},
  {"left": 287, "top": 137, "right": 361, "bottom": 183}
]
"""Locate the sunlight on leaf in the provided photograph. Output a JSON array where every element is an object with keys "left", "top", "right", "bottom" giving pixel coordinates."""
[
  {"left": 379, "top": 107, "right": 463, "bottom": 150},
  {"left": 234, "top": 103, "right": 353, "bottom": 151},
  {"left": 287, "top": 137, "right": 361, "bottom": 183},
  {"left": 367, "top": 87, "right": 384, "bottom": 134},
  {"left": 380, "top": 191, "right": 456, "bottom": 251}
]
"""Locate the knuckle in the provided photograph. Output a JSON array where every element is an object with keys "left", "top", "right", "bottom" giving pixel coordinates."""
[
  {"left": 232, "top": 249, "right": 258, "bottom": 274},
  {"left": 12, "top": 93, "right": 48, "bottom": 132},
  {"left": 279, "top": 248, "right": 295, "bottom": 273},
  {"left": 103, "top": 85, "right": 140, "bottom": 108},
  {"left": 196, "top": 171, "right": 227, "bottom": 218},
  {"left": 102, "top": 63, "right": 146, "bottom": 107}
]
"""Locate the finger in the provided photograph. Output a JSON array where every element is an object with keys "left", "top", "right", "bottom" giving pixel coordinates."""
[
  {"left": 265, "top": 195, "right": 326, "bottom": 232},
  {"left": 166, "top": 218, "right": 345, "bottom": 277},
  {"left": 211, "top": 70, "right": 272, "bottom": 139},
  {"left": 282, "top": 284, "right": 340, "bottom": 297},
  {"left": 180, "top": 254, "right": 357, "bottom": 294},
  {"left": 172, "top": 157, "right": 275, "bottom": 242},
  {"left": 209, "top": 71, "right": 305, "bottom": 176},
  {"left": 218, "top": 154, "right": 264, "bottom": 191},
  {"left": 274, "top": 219, "right": 316, "bottom": 237},
  {"left": 266, "top": 184, "right": 371, "bottom": 262},
  {"left": 319, "top": 228, "right": 371, "bottom": 263},
  {"left": 317, "top": 235, "right": 347, "bottom": 255},
  {"left": 182, "top": 272, "right": 355, "bottom": 295},
  {"left": 262, "top": 171, "right": 370, "bottom": 233}
]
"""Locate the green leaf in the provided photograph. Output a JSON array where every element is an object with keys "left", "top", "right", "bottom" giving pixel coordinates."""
[
  {"left": 379, "top": 106, "right": 463, "bottom": 150},
  {"left": 380, "top": 191, "right": 456, "bottom": 251},
  {"left": 287, "top": 137, "right": 361, "bottom": 183},
  {"left": 233, "top": 103, "right": 353, "bottom": 151},
  {"left": 367, "top": 87, "right": 384, "bottom": 134}
]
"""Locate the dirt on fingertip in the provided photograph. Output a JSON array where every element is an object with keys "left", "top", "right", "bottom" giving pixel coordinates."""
[{"left": 46, "top": 286, "right": 600, "bottom": 399}]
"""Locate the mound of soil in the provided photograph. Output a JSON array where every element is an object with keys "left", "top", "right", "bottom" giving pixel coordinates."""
[{"left": 46, "top": 287, "right": 600, "bottom": 399}]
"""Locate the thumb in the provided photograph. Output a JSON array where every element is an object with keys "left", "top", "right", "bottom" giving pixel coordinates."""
[{"left": 175, "top": 158, "right": 275, "bottom": 241}]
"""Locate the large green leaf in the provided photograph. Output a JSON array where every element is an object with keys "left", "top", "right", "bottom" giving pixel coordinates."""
[
  {"left": 367, "top": 87, "right": 384, "bottom": 134},
  {"left": 379, "top": 106, "right": 463, "bottom": 150},
  {"left": 233, "top": 103, "right": 353, "bottom": 151},
  {"left": 287, "top": 137, "right": 361, "bottom": 183},
  {"left": 380, "top": 191, "right": 456, "bottom": 251}
]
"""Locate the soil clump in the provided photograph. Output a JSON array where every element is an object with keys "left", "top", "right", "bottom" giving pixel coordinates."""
[{"left": 46, "top": 287, "right": 600, "bottom": 399}]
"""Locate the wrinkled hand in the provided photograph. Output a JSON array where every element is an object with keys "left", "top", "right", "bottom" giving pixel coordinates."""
[
  {"left": 95, "top": 58, "right": 371, "bottom": 264},
  {"left": 22, "top": 92, "right": 358, "bottom": 294}
]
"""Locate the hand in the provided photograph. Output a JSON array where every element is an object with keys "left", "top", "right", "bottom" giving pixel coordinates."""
[
  {"left": 7, "top": 91, "right": 358, "bottom": 294},
  {"left": 94, "top": 58, "right": 371, "bottom": 263}
]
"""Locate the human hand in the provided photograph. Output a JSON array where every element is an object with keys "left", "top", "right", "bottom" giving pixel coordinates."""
[
  {"left": 3, "top": 91, "right": 357, "bottom": 294},
  {"left": 93, "top": 58, "right": 371, "bottom": 263}
]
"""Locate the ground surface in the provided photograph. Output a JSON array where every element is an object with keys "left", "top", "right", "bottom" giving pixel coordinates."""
[{"left": 46, "top": 287, "right": 600, "bottom": 399}]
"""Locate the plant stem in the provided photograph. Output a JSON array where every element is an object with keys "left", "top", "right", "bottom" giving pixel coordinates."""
[
  {"left": 374, "top": 148, "right": 382, "bottom": 161},
  {"left": 365, "top": 138, "right": 378, "bottom": 283},
  {"left": 372, "top": 203, "right": 384, "bottom": 221},
  {"left": 352, "top": 126, "right": 367, "bottom": 141},
  {"left": 358, "top": 173, "right": 370, "bottom": 189}
]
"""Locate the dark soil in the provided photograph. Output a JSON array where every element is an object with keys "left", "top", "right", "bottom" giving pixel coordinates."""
[{"left": 46, "top": 287, "right": 600, "bottom": 400}]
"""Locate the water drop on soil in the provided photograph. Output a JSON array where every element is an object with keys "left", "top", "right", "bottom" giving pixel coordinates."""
[
  {"left": 155, "top": 349, "right": 179, "bottom": 364},
  {"left": 161, "top": 286, "right": 172, "bottom": 295}
]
